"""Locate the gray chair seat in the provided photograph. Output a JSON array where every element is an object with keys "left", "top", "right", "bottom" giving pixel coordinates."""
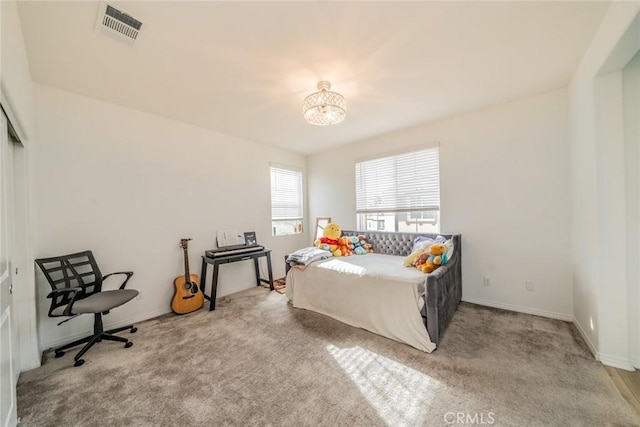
[{"left": 71, "top": 289, "right": 139, "bottom": 314}]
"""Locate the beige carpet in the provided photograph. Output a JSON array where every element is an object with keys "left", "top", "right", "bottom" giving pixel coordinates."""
[{"left": 17, "top": 287, "right": 639, "bottom": 426}]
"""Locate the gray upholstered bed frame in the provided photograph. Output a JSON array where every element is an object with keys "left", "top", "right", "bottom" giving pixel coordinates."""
[{"left": 341, "top": 230, "right": 462, "bottom": 346}]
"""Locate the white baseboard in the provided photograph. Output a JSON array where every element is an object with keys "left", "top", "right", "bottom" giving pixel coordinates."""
[
  {"left": 42, "top": 307, "right": 172, "bottom": 351},
  {"left": 461, "top": 297, "right": 573, "bottom": 321},
  {"left": 573, "top": 316, "right": 598, "bottom": 359},
  {"left": 572, "top": 316, "right": 637, "bottom": 371},
  {"left": 599, "top": 353, "right": 635, "bottom": 371},
  {"left": 20, "top": 357, "right": 41, "bottom": 373}
]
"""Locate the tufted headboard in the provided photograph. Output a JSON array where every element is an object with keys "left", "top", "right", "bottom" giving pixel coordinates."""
[{"left": 341, "top": 230, "right": 456, "bottom": 257}]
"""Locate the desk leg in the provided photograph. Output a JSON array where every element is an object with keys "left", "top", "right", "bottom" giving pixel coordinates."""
[
  {"left": 253, "top": 258, "right": 261, "bottom": 287},
  {"left": 266, "top": 252, "right": 274, "bottom": 291},
  {"left": 209, "top": 263, "right": 219, "bottom": 311},
  {"left": 200, "top": 257, "right": 208, "bottom": 298}
]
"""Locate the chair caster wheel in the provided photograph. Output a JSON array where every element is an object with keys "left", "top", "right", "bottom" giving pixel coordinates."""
[
  {"left": 55, "top": 351, "right": 65, "bottom": 358},
  {"left": 74, "top": 359, "right": 85, "bottom": 367},
  {"left": 125, "top": 342, "right": 133, "bottom": 349},
  {"left": 130, "top": 327, "right": 137, "bottom": 333}
]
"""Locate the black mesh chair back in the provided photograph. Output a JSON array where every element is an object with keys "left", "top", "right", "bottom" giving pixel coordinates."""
[
  {"left": 36, "top": 251, "right": 103, "bottom": 317},
  {"left": 35, "top": 250, "right": 138, "bottom": 367}
]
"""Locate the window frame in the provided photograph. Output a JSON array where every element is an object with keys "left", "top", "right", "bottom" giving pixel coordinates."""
[
  {"left": 269, "top": 163, "right": 304, "bottom": 237},
  {"left": 354, "top": 145, "right": 440, "bottom": 233}
]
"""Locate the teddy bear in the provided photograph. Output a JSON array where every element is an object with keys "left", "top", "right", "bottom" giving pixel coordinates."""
[
  {"left": 351, "top": 235, "right": 367, "bottom": 255},
  {"left": 358, "top": 235, "right": 374, "bottom": 253},
  {"left": 412, "top": 251, "right": 429, "bottom": 270},
  {"left": 314, "top": 222, "right": 343, "bottom": 257},
  {"left": 417, "top": 243, "right": 448, "bottom": 274},
  {"left": 361, "top": 239, "right": 373, "bottom": 253},
  {"left": 336, "top": 236, "right": 352, "bottom": 257},
  {"left": 404, "top": 248, "right": 425, "bottom": 267}
]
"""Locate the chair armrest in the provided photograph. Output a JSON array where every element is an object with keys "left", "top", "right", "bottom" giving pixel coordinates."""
[
  {"left": 46, "top": 287, "right": 82, "bottom": 298},
  {"left": 46, "top": 287, "right": 83, "bottom": 316},
  {"left": 103, "top": 271, "right": 134, "bottom": 289}
]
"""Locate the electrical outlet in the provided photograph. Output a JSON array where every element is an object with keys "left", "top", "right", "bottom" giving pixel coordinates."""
[
  {"left": 525, "top": 280, "right": 535, "bottom": 291},
  {"left": 483, "top": 277, "right": 491, "bottom": 287}
]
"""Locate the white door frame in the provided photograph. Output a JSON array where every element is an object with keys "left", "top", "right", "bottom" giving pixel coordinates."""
[
  {"left": 0, "top": 110, "right": 17, "bottom": 427},
  {"left": 9, "top": 134, "right": 39, "bottom": 372},
  {"left": 593, "top": 13, "right": 640, "bottom": 370},
  {"left": 0, "top": 92, "right": 40, "bottom": 373}
]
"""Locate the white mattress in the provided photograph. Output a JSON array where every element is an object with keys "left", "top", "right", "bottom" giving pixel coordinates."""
[{"left": 286, "top": 253, "right": 436, "bottom": 352}]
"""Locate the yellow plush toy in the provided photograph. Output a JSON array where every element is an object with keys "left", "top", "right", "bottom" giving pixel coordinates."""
[
  {"left": 313, "top": 222, "right": 343, "bottom": 257},
  {"left": 419, "top": 243, "right": 447, "bottom": 274},
  {"left": 403, "top": 248, "right": 426, "bottom": 267}
]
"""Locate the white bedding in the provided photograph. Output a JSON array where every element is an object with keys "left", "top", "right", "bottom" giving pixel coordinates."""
[{"left": 286, "top": 253, "right": 436, "bottom": 352}]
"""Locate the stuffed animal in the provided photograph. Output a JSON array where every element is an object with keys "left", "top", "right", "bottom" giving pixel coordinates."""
[
  {"left": 419, "top": 243, "right": 448, "bottom": 274},
  {"left": 413, "top": 252, "right": 430, "bottom": 272},
  {"left": 358, "top": 235, "right": 373, "bottom": 253},
  {"left": 404, "top": 248, "right": 426, "bottom": 267},
  {"left": 314, "top": 222, "right": 343, "bottom": 256},
  {"left": 351, "top": 235, "right": 367, "bottom": 255},
  {"left": 336, "top": 236, "right": 352, "bottom": 257}
]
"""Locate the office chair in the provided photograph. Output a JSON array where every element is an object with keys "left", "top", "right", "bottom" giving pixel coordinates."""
[{"left": 35, "top": 250, "right": 139, "bottom": 367}]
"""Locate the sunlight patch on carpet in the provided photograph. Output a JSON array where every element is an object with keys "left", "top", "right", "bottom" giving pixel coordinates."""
[{"left": 327, "top": 345, "right": 439, "bottom": 426}]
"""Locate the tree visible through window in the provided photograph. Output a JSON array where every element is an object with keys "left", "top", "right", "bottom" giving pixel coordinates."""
[
  {"left": 355, "top": 146, "right": 440, "bottom": 233},
  {"left": 270, "top": 165, "right": 304, "bottom": 236}
]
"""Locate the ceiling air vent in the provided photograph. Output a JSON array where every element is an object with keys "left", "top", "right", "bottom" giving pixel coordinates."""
[{"left": 95, "top": 2, "right": 143, "bottom": 45}]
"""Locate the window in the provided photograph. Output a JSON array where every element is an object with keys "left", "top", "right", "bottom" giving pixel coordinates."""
[
  {"left": 270, "top": 165, "right": 304, "bottom": 236},
  {"left": 355, "top": 146, "right": 440, "bottom": 233}
]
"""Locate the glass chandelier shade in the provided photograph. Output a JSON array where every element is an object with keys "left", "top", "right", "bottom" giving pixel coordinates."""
[{"left": 303, "top": 81, "right": 346, "bottom": 126}]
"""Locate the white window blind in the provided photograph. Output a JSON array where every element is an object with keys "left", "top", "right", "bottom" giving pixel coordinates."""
[
  {"left": 270, "top": 166, "right": 303, "bottom": 221},
  {"left": 355, "top": 147, "right": 440, "bottom": 213}
]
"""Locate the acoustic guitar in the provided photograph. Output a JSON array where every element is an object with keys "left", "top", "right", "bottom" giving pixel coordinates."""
[{"left": 171, "top": 238, "right": 204, "bottom": 314}]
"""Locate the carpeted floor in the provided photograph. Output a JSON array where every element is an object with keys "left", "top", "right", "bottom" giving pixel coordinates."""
[{"left": 17, "top": 287, "right": 639, "bottom": 426}]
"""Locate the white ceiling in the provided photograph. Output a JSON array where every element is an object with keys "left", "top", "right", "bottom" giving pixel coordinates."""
[{"left": 17, "top": 1, "right": 609, "bottom": 154}]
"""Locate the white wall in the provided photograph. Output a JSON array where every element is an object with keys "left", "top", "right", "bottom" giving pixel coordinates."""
[
  {"left": 33, "top": 84, "right": 307, "bottom": 350},
  {"left": 623, "top": 51, "right": 640, "bottom": 368},
  {"left": 1, "top": 0, "right": 40, "bottom": 371},
  {"left": 308, "top": 89, "right": 572, "bottom": 320},
  {"left": 1, "top": 0, "right": 34, "bottom": 139},
  {"left": 569, "top": 2, "right": 640, "bottom": 369}
]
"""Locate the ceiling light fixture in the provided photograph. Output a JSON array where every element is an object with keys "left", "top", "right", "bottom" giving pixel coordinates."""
[{"left": 303, "top": 81, "right": 346, "bottom": 126}]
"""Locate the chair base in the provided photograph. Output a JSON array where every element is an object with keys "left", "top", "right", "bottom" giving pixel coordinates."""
[{"left": 53, "top": 313, "right": 137, "bottom": 367}]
